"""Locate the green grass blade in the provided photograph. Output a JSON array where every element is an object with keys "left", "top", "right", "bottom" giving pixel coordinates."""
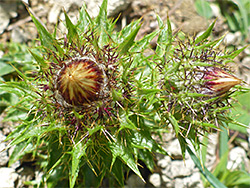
[{"left": 187, "top": 145, "right": 227, "bottom": 188}]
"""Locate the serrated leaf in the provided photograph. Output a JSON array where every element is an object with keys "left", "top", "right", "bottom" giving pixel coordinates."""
[
  {"left": 95, "top": 0, "right": 109, "bottom": 46},
  {"left": 130, "top": 131, "right": 167, "bottom": 155},
  {"left": 30, "top": 13, "right": 63, "bottom": 54},
  {"left": 118, "top": 23, "right": 141, "bottom": 54},
  {"left": 195, "top": 35, "right": 225, "bottom": 49},
  {"left": 196, "top": 121, "right": 219, "bottom": 129},
  {"left": 70, "top": 141, "right": 87, "bottom": 188},
  {"left": 119, "top": 114, "right": 137, "bottom": 130},
  {"left": 130, "top": 30, "right": 159, "bottom": 52},
  {"left": 155, "top": 17, "right": 172, "bottom": 58},
  {"left": 47, "top": 134, "right": 65, "bottom": 173},
  {"left": 64, "top": 10, "right": 79, "bottom": 45},
  {"left": 110, "top": 158, "right": 124, "bottom": 186},
  {"left": 167, "top": 112, "right": 179, "bottom": 135},
  {"left": 88, "top": 125, "right": 102, "bottom": 136},
  {"left": 77, "top": 3, "right": 93, "bottom": 32},
  {"left": 177, "top": 135, "right": 187, "bottom": 159},
  {"left": 138, "top": 149, "right": 155, "bottom": 172},
  {"left": 109, "top": 140, "right": 144, "bottom": 182},
  {"left": 137, "top": 88, "right": 160, "bottom": 95},
  {"left": 156, "top": 14, "right": 164, "bottom": 28},
  {"left": 7, "top": 120, "right": 64, "bottom": 148},
  {"left": 117, "top": 19, "right": 141, "bottom": 53},
  {"left": 29, "top": 49, "right": 47, "bottom": 68},
  {"left": 0, "top": 83, "right": 25, "bottom": 97},
  {"left": 8, "top": 139, "right": 35, "bottom": 165}
]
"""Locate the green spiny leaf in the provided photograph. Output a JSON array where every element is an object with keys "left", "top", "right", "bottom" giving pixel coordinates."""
[
  {"left": 109, "top": 140, "right": 144, "bottom": 182},
  {"left": 95, "top": 0, "right": 109, "bottom": 46},
  {"left": 218, "top": 46, "right": 248, "bottom": 60},
  {"left": 64, "top": 10, "right": 79, "bottom": 46},
  {"left": 155, "top": 16, "right": 172, "bottom": 58},
  {"left": 131, "top": 131, "right": 167, "bottom": 155},
  {"left": 118, "top": 21, "right": 141, "bottom": 54},
  {"left": 30, "top": 13, "right": 63, "bottom": 54},
  {"left": 29, "top": 49, "right": 47, "bottom": 68},
  {"left": 195, "top": 19, "right": 216, "bottom": 44},
  {"left": 119, "top": 114, "right": 137, "bottom": 130},
  {"left": 167, "top": 112, "right": 179, "bottom": 135},
  {"left": 77, "top": 3, "right": 93, "bottom": 31},
  {"left": 70, "top": 140, "right": 87, "bottom": 188},
  {"left": 8, "top": 139, "right": 35, "bottom": 165},
  {"left": 130, "top": 30, "right": 159, "bottom": 52}
]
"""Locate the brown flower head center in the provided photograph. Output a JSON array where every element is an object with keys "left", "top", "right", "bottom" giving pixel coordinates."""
[{"left": 57, "top": 59, "right": 103, "bottom": 106}]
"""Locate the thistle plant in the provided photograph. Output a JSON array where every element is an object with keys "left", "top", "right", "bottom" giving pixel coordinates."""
[{"left": 1, "top": 0, "right": 249, "bottom": 187}]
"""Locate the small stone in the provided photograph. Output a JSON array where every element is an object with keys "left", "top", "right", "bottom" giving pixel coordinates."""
[
  {"left": 149, "top": 21, "right": 158, "bottom": 29},
  {"left": 0, "top": 51, "right": 4, "bottom": 58},
  {"left": 11, "top": 28, "right": 27, "bottom": 43},
  {"left": 48, "top": 4, "right": 61, "bottom": 24},
  {"left": 244, "top": 47, "right": 250, "bottom": 55},
  {"left": 210, "top": 3, "right": 221, "bottom": 18},
  {"left": 0, "top": 133, "right": 8, "bottom": 166},
  {"left": 242, "top": 57, "right": 250, "bottom": 69},
  {"left": 149, "top": 173, "right": 161, "bottom": 187},
  {"left": 164, "top": 139, "right": 182, "bottom": 158},
  {"left": 0, "top": 2, "right": 17, "bottom": 34},
  {"left": 184, "top": 172, "right": 203, "bottom": 188},
  {"left": 0, "top": 6, "right": 10, "bottom": 34},
  {"left": 0, "top": 167, "right": 19, "bottom": 188},
  {"left": 161, "top": 174, "right": 171, "bottom": 183},
  {"left": 239, "top": 141, "right": 249, "bottom": 152},
  {"left": 84, "top": 0, "right": 131, "bottom": 17},
  {"left": 174, "top": 178, "right": 185, "bottom": 188},
  {"left": 157, "top": 155, "right": 171, "bottom": 169},
  {"left": 227, "top": 147, "right": 246, "bottom": 170},
  {"left": 224, "top": 31, "right": 242, "bottom": 45},
  {"left": 205, "top": 133, "right": 217, "bottom": 170},
  {"left": 16, "top": 166, "right": 35, "bottom": 187},
  {"left": 170, "top": 159, "right": 195, "bottom": 178}
]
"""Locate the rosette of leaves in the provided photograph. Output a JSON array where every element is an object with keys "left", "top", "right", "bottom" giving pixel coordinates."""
[
  {"left": 1, "top": 0, "right": 249, "bottom": 187},
  {"left": 153, "top": 18, "right": 248, "bottom": 156},
  {"left": 1, "top": 0, "right": 167, "bottom": 187}
]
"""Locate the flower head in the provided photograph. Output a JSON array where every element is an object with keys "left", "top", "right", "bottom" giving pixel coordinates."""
[
  {"left": 56, "top": 58, "right": 104, "bottom": 106},
  {"left": 201, "top": 67, "right": 241, "bottom": 96}
]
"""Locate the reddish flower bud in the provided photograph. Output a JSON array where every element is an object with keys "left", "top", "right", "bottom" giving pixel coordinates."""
[
  {"left": 202, "top": 67, "right": 241, "bottom": 96},
  {"left": 56, "top": 58, "right": 104, "bottom": 106}
]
